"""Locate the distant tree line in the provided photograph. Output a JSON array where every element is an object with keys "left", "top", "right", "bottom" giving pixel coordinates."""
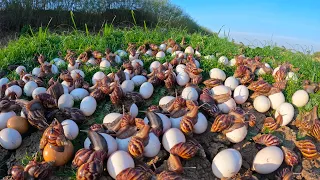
[{"left": 0, "top": 0, "right": 207, "bottom": 33}]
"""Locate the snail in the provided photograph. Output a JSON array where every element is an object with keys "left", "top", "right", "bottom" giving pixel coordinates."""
[
  {"left": 253, "top": 134, "right": 281, "bottom": 146},
  {"left": 295, "top": 139, "right": 320, "bottom": 159},
  {"left": 10, "top": 160, "right": 54, "bottom": 180},
  {"left": 199, "top": 88, "right": 221, "bottom": 117},
  {"left": 281, "top": 146, "right": 299, "bottom": 168}
]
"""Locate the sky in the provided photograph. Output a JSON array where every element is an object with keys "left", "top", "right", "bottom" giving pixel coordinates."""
[{"left": 170, "top": 0, "right": 320, "bottom": 52}]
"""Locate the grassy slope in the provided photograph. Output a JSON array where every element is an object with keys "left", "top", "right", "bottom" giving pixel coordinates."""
[{"left": 0, "top": 26, "right": 320, "bottom": 178}]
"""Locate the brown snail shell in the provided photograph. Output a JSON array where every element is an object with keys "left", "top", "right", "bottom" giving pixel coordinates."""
[
  {"left": 248, "top": 78, "right": 272, "bottom": 93},
  {"left": 295, "top": 140, "right": 319, "bottom": 159},
  {"left": 203, "top": 78, "right": 223, "bottom": 88},
  {"left": 156, "top": 171, "right": 182, "bottom": 180},
  {"left": 281, "top": 146, "right": 299, "bottom": 167},
  {"left": 35, "top": 93, "right": 57, "bottom": 109},
  {"left": 275, "top": 167, "right": 293, "bottom": 180},
  {"left": 170, "top": 140, "right": 199, "bottom": 159},
  {"left": 211, "top": 114, "right": 233, "bottom": 132},
  {"left": 253, "top": 134, "right": 281, "bottom": 146}
]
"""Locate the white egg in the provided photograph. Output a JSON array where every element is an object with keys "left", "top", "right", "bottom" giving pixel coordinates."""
[
  {"left": 156, "top": 51, "right": 166, "bottom": 59},
  {"left": 253, "top": 96, "right": 271, "bottom": 113},
  {"left": 86, "top": 58, "right": 97, "bottom": 66},
  {"left": 286, "top": 72, "right": 298, "bottom": 81},
  {"left": 71, "top": 69, "right": 85, "bottom": 80},
  {"left": 51, "top": 64, "right": 59, "bottom": 74},
  {"left": 255, "top": 63, "right": 271, "bottom": 75},
  {"left": 32, "top": 67, "right": 41, "bottom": 76},
  {"left": 131, "top": 75, "right": 147, "bottom": 86},
  {"left": 193, "top": 112, "right": 208, "bottom": 134},
  {"left": 149, "top": 61, "right": 161, "bottom": 72},
  {"left": 159, "top": 44, "right": 167, "bottom": 51},
  {"left": 58, "top": 94, "right": 74, "bottom": 109},
  {"left": 145, "top": 49, "right": 153, "bottom": 56},
  {"left": 84, "top": 133, "right": 117, "bottom": 156},
  {"left": 195, "top": 50, "right": 201, "bottom": 58},
  {"left": 67, "top": 63, "right": 79, "bottom": 71},
  {"left": 275, "top": 103, "right": 294, "bottom": 126},
  {"left": 144, "top": 113, "right": 171, "bottom": 133},
  {"left": 100, "top": 60, "right": 111, "bottom": 70},
  {"left": 124, "top": 69, "right": 134, "bottom": 79},
  {"left": 131, "top": 59, "right": 144, "bottom": 68},
  {"left": 62, "top": 84, "right": 69, "bottom": 94},
  {"left": 176, "top": 72, "right": 190, "bottom": 86},
  {"left": 32, "top": 87, "right": 47, "bottom": 99},
  {"left": 162, "top": 128, "right": 186, "bottom": 152},
  {"left": 170, "top": 116, "right": 182, "bottom": 129},
  {"left": 268, "top": 91, "right": 285, "bottom": 110},
  {"left": 5, "top": 85, "right": 22, "bottom": 98},
  {"left": 204, "top": 55, "right": 215, "bottom": 60},
  {"left": 252, "top": 146, "right": 283, "bottom": 174},
  {"left": 107, "top": 151, "right": 135, "bottom": 179},
  {"left": 185, "top": 46, "right": 194, "bottom": 54},
  {"left": 226, "top": 125, "right": 248, "bottom": 143},
  {"left": 181, "top": 87, "right": 198, "bottom": 101},
  {"left": 129, "top": 103, "right": 138, "bottom": 118},
  {"left": 23, "top": 81, "right": 38, "bottom": 97},
  {"left": 143, "top": 132, "right": 161, "bottom": 157},
  {"left": 0, "top": 128, "right": 22, "bottom": 150},
  {"left": 115, "top": 50, "right": 127, "bottom": 58},
  {"left": 92, "top": 71, "right": 106, "bottom": 85},
  {"left": 15, "top": 66, "right": 26, "bottom": 75},
  {"left": 292, "top": 90, "right": 309, "bottom": 107},
  {"left": 218, "top": 98, "right": 236, "bottom": 114},
  {"left": 172, "top": 50, "right": 183, "bottom": 57},
  {"left": 116, "top": 137, "right": 132, "bottom": 152},
  {"left": 194, "top": 60, "right": 200, "bottom": 68},
  {"left": 129, "top": 53, "right": 139, "bottom": 61},
  {"left": 209, "top": 68, "right": 226, "bottom": 81},
  {"left": 115, "top": 55, "right": 122, "bottom": 64},
  {"left": 218, "top": 56, "right": 229, "bottom": 65},
  {"left": 212, "top": 148, "right": 242, "bottom": 178},
  {"left": 121, "top": 80, "right": 135, "bottom": 93},
  {"left": 211, "top": 85, "right": 231, "bottom": 95},
  {"left": 70, "top": 88, "right": 89, "bottom": 101},
  {"left": 103, "top": 113, "right": 122, "bottom": 124},
  {"left": 159, "top": 96, "right": 175, "bottom": 107},
  {"left": 61, "top": 120, "right": 79, "bottom": 140},
  {"left": 166, "top": 47, "right": 173, "bottom": 54},
  {"left": 272, "top": 66, "right": 280, "bottom": 76},
  {"left": 224, "top": 76, "right": 239, "bottom": 90},
  {"left": 61, "top": 81, "right": 74, "bottom": 92},
  {"left": 80, "top": 96, "right": 97, "bottom": 116},
  {"left": 175, "top": 64, "right": 186, "bottom": 74},
  {"left": 0, "top": 111, "right": 16, "bottom": 130},
  {"left": 53, "top": 57, "right": 63, "bottom": 63},
  {"left": 229, "top": 58, "right": 236, "bottom": 66},
  {"left": 139, "top": 82, "right": 154, "bottom": 99},
  {"left": 0, "top": 77, "right": 9, "bottom": 89}
]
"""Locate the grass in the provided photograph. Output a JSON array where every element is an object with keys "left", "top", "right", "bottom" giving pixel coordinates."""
[{"left": 1, "top": 25, "right": 320, "bottom": 178}]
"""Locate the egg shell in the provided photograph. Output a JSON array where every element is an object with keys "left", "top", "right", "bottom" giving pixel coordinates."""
[
  {"left": 21, "top": 74, "right": 32, "bottom": 83},
  {"left": 70, "top": 88, "right": 89, "bottom": 101},
  {"left": 20, "top": 111, "right": 26, "bottom": 118},
  {"left": 156, "top": 51, "right": 166, "bottom": 59},
  {"left": 145, "top": 49, "right": 153, "bottom": 56},
  {"left": 61, "top": 120, "right": 79, "bottom": 140},
  {"left": 195, "top": 50, "right": 201, "bottom": 58},
  {"left": 224, "top": 76, "right": 239, "bottom": 90},
  {"left": 58, "top": 94, "right": 74, "bottom": 109},
  {"left": 170, "top": 116, "right": 182, "bottom": 129},
  {"left": 32, "top": 87, "right": 47, "bottom": 99},
  {"left": 194, "top": 60, "right": 200, "bottom": 68},
  {"left": 51, "top": 64, "right": 59, "bottom": 74},
  {"left": 23, "top": 81, "right": 38, "bottom": 97},
  {"left": 218, "top": 56, "right": 229, "bottom": 65},
  {"left": 116, "top": 137, "right": 132, "bottom": 152},
  {"left": 139, "top": 82, "right": 154, "bottom": 99},
  {"left": 233, "top": 85, "right": 249, "bottom": 104},
  {"left": 176, "top": 72, "right": 190, "bottom": 86},
  {"left": 166, "top": 47, "right": 173, "bottom": 54},
  {"left": 143, "top": 132, "right": 161, "bottom": 157},
  {"left": 0, "top": 128, "right": 22, "bottom": 150},
  {"left": 218, "top": 98, "right": 236, "bottom": 113},
  {"left": 80, "top": 96, "right": 97, "bottom": 116},
  {"left": 144, "top": 113, "right": 171, "bottom": 133},
  {"left": 86, "top": 58, "right": 97, "bottom": 66},
  {"left": 268, "top": 92, "right": 285, "bottom": 110},
  {"left": 292, "top": 90, "right": 309, "bottom": 107},
  {"left": 162, "top": 128, "right": 186, "bottom": 152},
  {"left": 229, "top": 58, "right": 236, "bottom": 66},
  {"left": 62, "top": 84, "right": 69, "bottom": 94},
  {"left": 115, "top": 55, "right": 122, "bottom": 64},
  {"left": 175, "top": 64, "right": 186, "bottom": 74},
  {"left": 5, "top": 85, "right": 22, "bottom": 98},
  {"left": 61, "top": 81, "right": 74, "bottom": 92},
  {"left": 67, "top": 63, "right": 79, "bottom": 71},
  {"left": 71, "top": 69, "right": 85, "bottom": 80},
  {"left": 0, "top": 111, "right": 17, "bottom": 130},
  {"left": 286, "top": 72, "right": 298, "bottom": 81},
  {"left": 129, "top": 53, "right": 139, "bottom": 61},
  {"left": 253, "top": 96, "right": 271, "bottom": 113},
  {"left": 209, "top": 68, "right": 226, "bottom": 81},
  {"left": 84, "top": 133, "right": 117, "bottom": 156},
  {"left": 159, "top": 96, "right": 175, "bottom": 107},
  {"left": 212, "top": 85, "right": 231, "bottom": 96},
  {"left": 181, "top": 87, "right": 198, "bottom": 101},
  {"left": 131, "top": 75, "right": 147, "bottom": 87},
  {"left": 121, "top": 80, "right": 135, "bottom": 93},
  {"left": 184, "top": 46, "right": 194, "bottom": 54},
  {"left": 124, "top": 69, "right": 134, "bottom": 78},
  {"left": 252, "top": 146, "right": 283, "bottom": 174},
  {"left": 107, "top": 150, "right": 135, "bottom": 179},
  {"left": 32, "top": 67, "right": 41, "bottom": 76},
  {"left": 129, "top": 103, "right": 138, "bottom": 118},
  {"left": 226, "top": 125, "right": 247, "bottom": 143},
  {"left": 15, "top": 66, "right": 26, "bottom": 75},
  {"left": 275, "top": 102, "right": 294, "bottom": 126},
  {"left": 212, "top": 148, "right": 242, "bottom": 178},
  {"left": 100, "top": 60, "right": 111, "bottom": 70},
  {"left": 159, "top": 44, "right": 167, "bottom": 51},
  {"left": 150, "top": 61, "right": 161, "bottom": 72},
  {"left": 193, "top": 112, "right": 208, "bottom": 134},
  {"left": 131, "top": 59, "right": 144, "bottom": 68},
  {"left": 7, "top": 116, "right": 28, "bottom": 134},
  {"left": 103, "top": 113, "right": 123, "bottom": 124},
  {"left": 0, "top": 77, "right": 9, "bottom": 88},
  {"left": 92, "top": 71, "right": 106, "bottom": 85}
]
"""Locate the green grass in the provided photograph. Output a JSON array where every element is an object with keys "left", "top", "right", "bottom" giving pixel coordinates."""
[{"left": 1, "top": 25, "right": 320, "bottom": 178}]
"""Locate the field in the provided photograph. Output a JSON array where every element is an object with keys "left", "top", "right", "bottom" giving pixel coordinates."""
[{"left": 0, "top": 24, "right": 320, "bottom": 179}]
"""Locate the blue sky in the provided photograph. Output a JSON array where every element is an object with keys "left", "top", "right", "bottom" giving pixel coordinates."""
[{"left": 170, "top": 0, "right": 320, "bottom": 52}]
